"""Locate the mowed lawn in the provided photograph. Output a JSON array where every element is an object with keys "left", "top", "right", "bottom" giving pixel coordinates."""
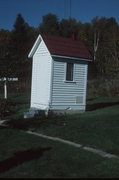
[
  {"left": 1, "top": 94, "right": 119, "bottom": 177},
  {"left": 0, "top": 128, "right": 119, "bottom": 178},
  {"left": 32, "top": 97, "right": 119, "bottom": 156},
  {"left": 14, "top": 96, "right": 119, "bottom": 157}
]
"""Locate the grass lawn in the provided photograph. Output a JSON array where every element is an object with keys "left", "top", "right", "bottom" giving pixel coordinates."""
[
  {"left": 6, "top": 94, "right": 119, "bottom": 156},
  {"left": 3, "top": 93, "right": 30, "bottom": 119},
  {"left": 36, "top": 102, "right": 119, "bottom": 156},
  {"left": 1, "top": 128, "right": 119, "bottom": 178},
  {"left": 1, "top": 93, "right": 119, "bottom": 177}
]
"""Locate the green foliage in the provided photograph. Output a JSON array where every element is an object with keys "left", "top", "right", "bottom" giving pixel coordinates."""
[
  {"left": 38, "top": 14, "right": 119, "bottom": 79},
  {"left": 0, "top": 13, "right": 119, "bottom": 81},
  {"left": 92, "top": 17, "right": 119, "bottom": 78},
  {"left": 59, "top": 18, "right": 80, "bottom": 37},
  {"left": 0, "top": 30, "right": 12, "bottom": 77},
  {"left": 10, "top": 14, "right": 37, "bottom": 78},
  {"left": 39, "top": 13, "right": 59, "bottom": 35},
  {"left": 0, "top": 98, "right": 17, "bottom": 119},
  {"left": 0, "top": 93, "right": 30, "bottom": 120},
  {"left": 0, "top": 14, "right": 37, "bottom": 79},
  {"left": 87, "top": 78, "right": 119, "bottom": 98},
  {"left": 7, "top": 112, "right": 66, "bottom": 131}
]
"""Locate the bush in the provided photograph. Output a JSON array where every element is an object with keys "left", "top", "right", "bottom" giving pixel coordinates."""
[
  {"left": 87, "top": 78, "right": 119, "bottom": 98},
  {"left": 7, "top": 112, "right": 67, "bottom": 131},
  {"left": 0, "top": 98, "right": 16, "bottom": 119}
]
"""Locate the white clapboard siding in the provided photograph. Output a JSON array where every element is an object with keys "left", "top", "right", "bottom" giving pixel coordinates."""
[
  {"left": 31, "top": 39, "right": 52, "bottom": 110},
  {"left": 29, "top": 34, "right": 91, "bottom": 113},
  {"left": 51, "top": 60, "right": 88, "bottom": 110}
]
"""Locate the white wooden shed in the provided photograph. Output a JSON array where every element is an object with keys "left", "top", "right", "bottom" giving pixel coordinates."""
[{"left": 28, "top": 34, "right": 92, "bottom": 115}]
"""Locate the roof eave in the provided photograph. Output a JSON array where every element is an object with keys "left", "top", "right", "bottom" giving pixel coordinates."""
[{"left": 51, "top": 54, "right": 93, "bottom": 62}]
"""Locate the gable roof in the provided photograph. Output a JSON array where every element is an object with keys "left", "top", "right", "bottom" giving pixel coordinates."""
[{"left": 28, "top": 34, "right": 93, "bottom": 60}]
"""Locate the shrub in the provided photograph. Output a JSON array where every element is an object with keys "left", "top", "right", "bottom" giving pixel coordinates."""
[
  {"left": 87, "top": 78, "right": 119, "bottom": 98},
  {"left": 0, "top": 98, "right": 16, "bottom": 119}
]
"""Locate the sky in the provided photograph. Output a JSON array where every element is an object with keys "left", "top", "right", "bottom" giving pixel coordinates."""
[{"left": 0, "top": 0, "right": 119, "bottom": 30}]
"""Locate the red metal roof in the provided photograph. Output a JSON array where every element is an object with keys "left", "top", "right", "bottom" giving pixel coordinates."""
[{"left": 42, "top": 34, "right": 92, "bottom": 60}]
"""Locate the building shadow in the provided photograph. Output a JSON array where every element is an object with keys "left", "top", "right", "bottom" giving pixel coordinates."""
[
  {"left": 0, "top": 147, "right": 52, "bottom": 173},
  {"left": 86, "top": 101, "right": 119, "bottom": 111}
]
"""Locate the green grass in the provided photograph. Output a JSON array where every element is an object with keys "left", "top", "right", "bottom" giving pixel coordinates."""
[
  {"left": 87, "top": 96, "right": 119, "bottom": 104},
  {"left": 1, "top": 128, "right": 119, "bottom": 178},
  {"left": 4, "top": 93, "right": 30, "bottom": 119},
  {"left": 1, "top": 94, "right": 119, "bottom": 177},
  {"left": 34, "top": 104, "right": 119, "bottom": 156},
  {"left": 0, "top": 94, "right": 119, "bottom": 178},
  {"left": 5, "top": 94, "right": 119, "bottom": 156}
]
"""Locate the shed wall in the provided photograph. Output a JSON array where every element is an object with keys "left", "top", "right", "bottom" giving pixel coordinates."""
[
  {"left": 50, "top": 59, "right": 88, "bottom": 111},
  {"left": 31, "top": 39, "right": 52, "bottom": 110}
]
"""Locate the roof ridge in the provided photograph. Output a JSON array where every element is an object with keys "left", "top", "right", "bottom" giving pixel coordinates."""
[{"left": 41, "top": 33, "right": 83, "bottom": 43}]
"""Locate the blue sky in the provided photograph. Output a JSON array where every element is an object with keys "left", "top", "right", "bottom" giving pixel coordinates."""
[{"left": 0, "top": 0, "right": 119, "bottom": 30}]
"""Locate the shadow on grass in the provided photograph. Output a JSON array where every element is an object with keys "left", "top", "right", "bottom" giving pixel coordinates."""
[
  {"left": 0, "top": 147, "right": 52, "bottom": 174},
  {"left": 86, "top": 101, "right": 119, "bottom": 111}
]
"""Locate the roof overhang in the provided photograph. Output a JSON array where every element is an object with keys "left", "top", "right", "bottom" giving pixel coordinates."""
[
  {"left": 51, "top": 54, "right": 93, "bottom": 62},
  {"left": 28, "top": 34, "right": 93, "bottom": 61}
]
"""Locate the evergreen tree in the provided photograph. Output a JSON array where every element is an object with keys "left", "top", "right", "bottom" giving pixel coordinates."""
[
  {"left": 39, "top": 13, "right": 59, "bottom": 35},
  {"left": 10, "top": 14, "right": 36, "bottom": 79},
  {"left": 0, "top": 30, "right": 12, "bottom": 77},
  {"left": 59, "top": 18, "right": 79, "bottom": 38},
  {"left": 0, "top": 12, "right": 119, "bottom": 82}
]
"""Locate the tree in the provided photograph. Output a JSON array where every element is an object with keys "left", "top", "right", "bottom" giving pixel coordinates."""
[
  {"left": 59, "top": 18, "right": 79, "bottom": 38},
  {"left": 103, "top": 18, "right": 119, "bottom": 78},
  {"left": 10, "top": 14, "right": 37, "bottom": 78},
  {"left": 92, "top": 17, "right": 106, "bottom": 61},
  {"left": 39, "top": 13, "right": 59, "bottom": 35},
  {"left": 0, "top": 30, "right": 12, "bottom": 77},
  {"left": 91, "top": 17, "right": 119, "bottom": 78}
]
